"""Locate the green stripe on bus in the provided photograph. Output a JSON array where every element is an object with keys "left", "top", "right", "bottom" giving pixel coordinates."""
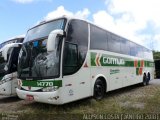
[
  {"left": 22, "top": 80, "right": 62, "bottom": 87},
  {"left": 91, "top": 52, "right": 154, "bottom": 67},
  {"left": 91, "top": 52, "right": 96, "bottom": 66},
  {"left": 145, "top": 61, "right": 154, "bottom": 67}
]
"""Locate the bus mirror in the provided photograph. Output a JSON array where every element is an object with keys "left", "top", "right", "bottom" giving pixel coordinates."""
[
  {"left": 47, "top": 30, "right": 64, "bottom": 52},
  {"left": 2, "top": 43, "right": 21, "bottom": 61}
]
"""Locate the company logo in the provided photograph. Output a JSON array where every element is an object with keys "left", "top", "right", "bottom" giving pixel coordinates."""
[
  {"left": 92, "top": 53, "right": 125, "bottom": 66},
  {"left": 91, "top": 52, "right": 154, "bottom": 76},
  {"left": 69, "top": 89, "right": 74, "bottom": 96},
  {"left": 103, "top": 57, "right": 125, "bottom": 65}
]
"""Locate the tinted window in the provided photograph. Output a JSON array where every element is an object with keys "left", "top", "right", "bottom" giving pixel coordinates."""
[
  {"left": 130, "top": 42, "right": 137, "bottom": 56},
  {"left": 63, "top": 19, "right": 88, "bottom": 75},
  {"left": 108, "top": 34, "right": 121, "bottom": 53},
  {"left": 137, "top": 45, "right": 144, "bottom": 58},
  {"left": 120, "top": 38, "right": 130, "bottom": 55},
  {"left": 90, "top": 25, "right": 107, "bottom": 50},
  {"left": 63, "top": 42, "right": 78, "bottom": 75},
  {"left": 16, "top": 38, "right": 24, "bottom": 43}
]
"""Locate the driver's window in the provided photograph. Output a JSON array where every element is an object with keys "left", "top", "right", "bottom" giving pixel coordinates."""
[{"left": 63, "top": 42, "right": 78, "bottom": 75}]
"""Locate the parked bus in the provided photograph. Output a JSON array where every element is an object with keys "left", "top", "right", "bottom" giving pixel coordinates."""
[
  {"left": 0, "top": 36, "right": 24, "bottom": 49},
  {"left": 16, "top": 16, "right": 154, "bottom": 104},
  {"left": 0, "top": 37, "right": 24, "bottom": 96}
]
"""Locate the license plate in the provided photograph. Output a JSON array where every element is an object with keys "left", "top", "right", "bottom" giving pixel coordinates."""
[{"left": 26, "top": 95, "right": 34, "bottom": 101}]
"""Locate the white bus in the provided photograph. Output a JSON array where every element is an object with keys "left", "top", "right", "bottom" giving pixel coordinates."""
[
  {"left": 16, "top": 16, "right": 154, "bottom": 104},
  {"left": 0, "top": 37, "right": 24, "bottom": 96},
  {"left": 0, "top": 36, "right": 24, "bottom": 49}
]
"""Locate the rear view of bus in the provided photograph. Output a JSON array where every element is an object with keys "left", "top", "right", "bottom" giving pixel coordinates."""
[{"left": 0, "top": 36, "right": 24, "bottom": 96}]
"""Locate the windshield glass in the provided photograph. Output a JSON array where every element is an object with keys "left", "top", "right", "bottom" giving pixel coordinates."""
[
  {"left": 18, "top": 19, "right": 65, "bottom": 80},
  {"left": 24, "top": 19, "right": 65, "bottom": 43}
]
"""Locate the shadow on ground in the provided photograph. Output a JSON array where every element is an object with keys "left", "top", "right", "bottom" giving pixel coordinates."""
[{"left": 0, "top": 96, "right": 21, "bottom": 103}]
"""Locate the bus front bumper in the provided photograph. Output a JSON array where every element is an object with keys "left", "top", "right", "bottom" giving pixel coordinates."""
[{"left": 16, "top": 88, "right": 61, "bottom": 105}]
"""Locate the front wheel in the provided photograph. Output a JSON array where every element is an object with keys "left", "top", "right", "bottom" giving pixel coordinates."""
[{"left": 93, "top": 79, "right": 105, "bottom": 100}]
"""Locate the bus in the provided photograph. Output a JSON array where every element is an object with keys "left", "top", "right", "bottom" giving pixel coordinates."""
[
  {"left": 0, "top": 37, "right": 24, "bottom": 96},
  {"left": 0, "top": 36, "right": 24, "bottom": 49},
  {"left": 16, "top": 16, "right": 154, "bottom": 104}
]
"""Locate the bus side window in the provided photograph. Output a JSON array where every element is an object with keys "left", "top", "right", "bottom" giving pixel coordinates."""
[
  {"left": 130, "top": 42, "right": 137, "bottom": 56},
  {"left": 90, "top": 25, "right": 108, "bottom": 51},
  {"left": 108, "top": 34, "right": 121, "bottom": 53},
  {"left": 63, "top": 42, "right": 78, "bottom": 75}
]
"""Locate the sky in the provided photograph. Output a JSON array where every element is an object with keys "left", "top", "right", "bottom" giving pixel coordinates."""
[{"left": 0, "top": 0, "right": 160, "bottom": 51}]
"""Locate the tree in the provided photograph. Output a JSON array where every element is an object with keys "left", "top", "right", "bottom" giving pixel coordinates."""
[{"left": 153, "top": 50, "right": 160, "bottom": 60}]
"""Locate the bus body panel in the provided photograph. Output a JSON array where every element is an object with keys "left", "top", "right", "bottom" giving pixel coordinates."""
[
  {"left": 16, "top": 53, "right": 92, "bottom": 105},
  {"left": 16, "top": 88, "right": 61, "bottom": 104},
  {"left": 11, "top": 72, "right": 18, "bottom": 96},
  {"left": 0, "top": 39, "right": 23, "bottom": 96},
  {"left": 90, "top": 50, "right": 154, "bottom": 92},
  {"left": 61, "top": 53, "right": 91, "bottom": 104},
  {"left": 0, "top": 72, "right": 17, "bottom": 96}
]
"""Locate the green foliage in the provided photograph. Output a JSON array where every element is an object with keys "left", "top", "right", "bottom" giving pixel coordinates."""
[{"left": 153, "top": 50, "right": 160, "bottom": 60}]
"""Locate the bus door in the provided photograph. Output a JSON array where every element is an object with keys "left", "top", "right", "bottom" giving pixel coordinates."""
[{"left": 62, "top": 42, "right": 91, "bottom": 103}]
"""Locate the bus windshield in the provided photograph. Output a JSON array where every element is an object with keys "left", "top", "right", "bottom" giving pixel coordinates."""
[{"left": 18, "top": 19, "right": 65, "bottom": 80}]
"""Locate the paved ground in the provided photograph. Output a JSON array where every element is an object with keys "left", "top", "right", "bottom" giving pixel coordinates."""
[
  {"left": 150, "top": 79, "right": 160, "bottom": 85},
  {"left": 0, "top": 79, "right": 160, "bottom": 113}
]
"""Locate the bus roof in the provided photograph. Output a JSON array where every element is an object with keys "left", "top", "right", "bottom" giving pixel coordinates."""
[
  {"left": 0, "top": 35, "right": 25, "bottom": 45},
  {"left": 6, "top": 34, "right": 25, "bottom": 41},
  {"left": 28, "top": 15, "right": 152, "bottom": 51}
]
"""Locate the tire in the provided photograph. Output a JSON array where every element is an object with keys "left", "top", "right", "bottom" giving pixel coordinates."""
[
  {"left": 146, "top": 73, "right": 150, "bottom": 85},
  {"left": 142, "top": 74, "right": 147, "bottom": 86},
  {"left": 93, "top": 79, "right": 105, "bottom": 100}
]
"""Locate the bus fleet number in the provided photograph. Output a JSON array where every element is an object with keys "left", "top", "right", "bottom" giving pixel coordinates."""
[{"left": 37, "top": 82, "right": 54, "bottom": 87}]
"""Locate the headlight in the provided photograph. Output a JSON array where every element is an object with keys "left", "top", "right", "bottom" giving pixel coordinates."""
[{"left": 42, "top": 86, "right": 59, "bottom": 92}]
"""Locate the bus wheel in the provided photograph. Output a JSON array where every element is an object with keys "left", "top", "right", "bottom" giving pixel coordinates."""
[
  {"left": 146, "top": 73, "right": 150, "bottom": 85},
  {"left": 93, "top": 79, "right": 105, "bottom": 100},
  {"left": 142, "top": 74, "right": 147, "bottom": 86}
]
